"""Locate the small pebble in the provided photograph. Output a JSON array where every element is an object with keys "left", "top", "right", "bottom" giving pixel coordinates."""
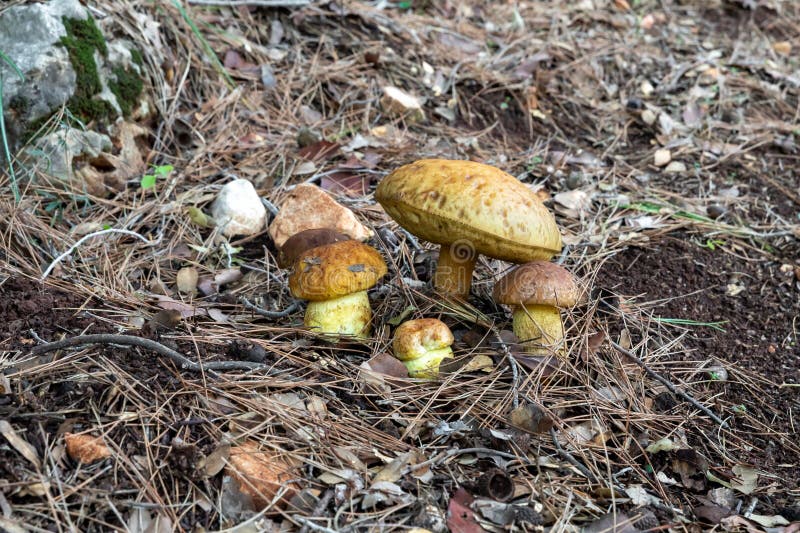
[
  {"left": 654, "top": 148, "right": 671, "bottom": 167},
  {"left": 640, "top": 80, "right": 654, "bottom": 97},
  {"left": 641, "top": 109, "right": 657, "bottom": 125},
  {"left": 706, "top": 204, "right": 727, "bottom": 219},
  {"left": 664, "top": 161, "right": 687, "bottom": 173},
  {"left": 565, "top": 172, "right": 584, "bottom": 190}
]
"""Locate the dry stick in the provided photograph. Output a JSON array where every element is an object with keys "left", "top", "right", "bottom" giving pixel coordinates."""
[
  {"left": 240, "top": 297, "right": 300, "bottom": 318},
  {"left": 30, "top": 334, "right": 277, "bottom": 377},
  {"left": 609, "top": 340, "right": 728, "bottom": 428},
  {"left": 490, "top": 328, "right": 521, "bottom": 409},
  {"left": 549, "top": 428, "right": 598, "bottom": 483}
]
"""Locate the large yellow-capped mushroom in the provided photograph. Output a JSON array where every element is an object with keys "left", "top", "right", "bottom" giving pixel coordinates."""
[
  {"left": 493, "top": 261, "right": 583, "bottom": 356},
  {"left": 392, "top": 318, "right": 455, "bottom": 378},
  {"left": 376, "top": 159, "right": 562, "bottom": 299},
  {"left": 289, "top": 240, "right": 387, "bottom": 339}
]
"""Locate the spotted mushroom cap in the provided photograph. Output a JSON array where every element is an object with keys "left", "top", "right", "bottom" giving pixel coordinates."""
[
  {"left": 289, "top": 240, "right": 387, "bottom": 301},
  {"left": 393, "top": 318, "right": 454, "bottom": 361},
  {"left": 375, "top": 159, "right": 562, "bottom": 263},
  {"left": 493, "top": 261, "right": 583, "bottom": 308},
  {"left": 278, "top": 228, "right": 351, "bottom": 268}
]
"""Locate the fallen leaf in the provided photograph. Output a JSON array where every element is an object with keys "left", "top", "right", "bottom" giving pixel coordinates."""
[
  {"left": 64, "top": 433, "right": 112, "bottom": 464},
  {"left": 694, "top": 504, "right": 733, "bottom": 525},
  {"left": 582, "top": 512, "right": 637, "bottom": 533},
  {"left": 297, "top": 140, "right": 340, "bottom": 162},
  {"left": 447, "top": 488, "right": 481, "bottom": 533},
  {"left": 0, "top": 420, "right": 41, "bottom": 469},
  {"left": 362, "top": 352, "right": 409, "bottom": 379},
  {"left": 731, "top": 464, "right": 758, "bottom": 495},
  {"left": 509, "top": 403, "right": 553, "bottom": 434}
]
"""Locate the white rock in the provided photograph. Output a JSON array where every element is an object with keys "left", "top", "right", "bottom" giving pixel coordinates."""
[
  {"left": 654, "top": 148, "right": 671, "bottom": 167},
  {"left": 664, "top": 161, "right": 687, "bottom": 173},
  {"left": 640, "top": 80, "right": 654, "bottom": 97},
  {"left": 211, "top": 179, "right": 267, "bottom": 237},
  {"left": 380, "top": 86, "right": 424, "bottom": 122},
  {"left": 641, "top": 108, "right": 657, "bottom": 125},
  {"left": 268, "top": 184, "right": 372, "bottom": 247}
]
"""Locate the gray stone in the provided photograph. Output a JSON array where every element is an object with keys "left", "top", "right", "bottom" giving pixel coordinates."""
[
  {"left": 24, "top": 127, "right": 112, "bottom": 191},
  {"left": 0, "top": 0, "right": 145, "bottom": 157},
  {"left": 0, "top": 0, "right": 85, "bottom": 134}
]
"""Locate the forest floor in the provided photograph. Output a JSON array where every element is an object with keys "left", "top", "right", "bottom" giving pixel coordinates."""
[{"left": 1, "top": 0, "right": 799, "bottom": 531}]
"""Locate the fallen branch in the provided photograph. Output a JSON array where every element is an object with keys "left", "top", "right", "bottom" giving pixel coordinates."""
[
  {"left": 609, "top": 340, "right": 728, "bottom": 428},
  {"left": 30, "top": 334, "right": 275, "bottom": 377},
  {"left": 240, "top": 297, "right": 301, "bottom": 318}
]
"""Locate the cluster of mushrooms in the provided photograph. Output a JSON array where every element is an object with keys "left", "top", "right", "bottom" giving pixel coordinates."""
[{"left": 281, "top": 159, "right": 584, "bottom": 378}]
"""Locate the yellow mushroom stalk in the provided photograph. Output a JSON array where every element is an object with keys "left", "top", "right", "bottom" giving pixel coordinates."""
[
  {"left": 493, "top": 261, "right": 583, "bottom": 356},
  {"left": 392, "top": 318, "right": 455, "bottom": 378},
  {"left": 289, "top": 240, "right": 387, "bottom": 340},
  {"left": 376, "top": 159, "right": 562, "bottom": 299}
]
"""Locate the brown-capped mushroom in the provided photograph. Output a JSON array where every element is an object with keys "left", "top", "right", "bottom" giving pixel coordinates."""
[
  {"left": 376, "top": 159, "right": 561, "bottom": 299},
  {"left": 289, "top": 240, "right": 387, "bottom": 339},
  {"left": 278, "top": 228, "right": 350, "bottom": 268},
  {"left": 493, "top": 261, "right": 583, "bottom": 356},
  {"left": 392, "top": 318, "right": 454, "bottom": 378}
]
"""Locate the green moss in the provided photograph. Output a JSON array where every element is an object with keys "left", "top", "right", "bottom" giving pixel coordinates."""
[
  {"left": 58, "top": 16, "right": 109, "bottom": 122},
  {"left": 21, "top": 15, "right": 143, "bottom": 144},
  {"left": 109, "top": 65, "right": 143, "bottom": 117},
  {"left": 130, "top": 48, "right": 144, "bottom": 67}
]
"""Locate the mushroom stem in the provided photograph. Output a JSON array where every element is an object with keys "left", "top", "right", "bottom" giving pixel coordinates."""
[
  {"left": 511, "top": 304, "right": 565, "bottom": 355},
  {"left": 433, "top": 243, "right": 478, "bottom": 298},
  {"left": 402, "top": 347, "right": 454, "bottom": 378},
  {"left": 304, "top": 291, "right": 372, "bottom": 339}
]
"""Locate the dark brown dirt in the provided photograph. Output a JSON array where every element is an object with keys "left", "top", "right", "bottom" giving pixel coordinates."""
[
  {"left": 0, "top": 276, "right": 103, "bottom": 351},
  {"left": 598, "top": 233, "right": 800, "bottom": 488}
]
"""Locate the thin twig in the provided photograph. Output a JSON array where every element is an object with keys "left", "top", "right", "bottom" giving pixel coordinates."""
[
  {"left": 609, "top": 340, "right": 728, "bottom": 428},
  {"left": 41, "top": 229, "right": 156, "bottom": 280},
  {"left": 240, "top": 297, "right": 301, "bottom": 318},
  {"left": 550, "top": 428, "right": 598, "bottom": 483},
  {"left": 404, "top": 447, "right": 532, "bottom": 476},
  {"left": 30, "top": 334, "right": 274, "bottom": 377},
  {"left": 298, "top": 489, "right": 334, "bottom": 533},
  {"left": 491, "top": 328, "right": 520, "bottom": 409}
]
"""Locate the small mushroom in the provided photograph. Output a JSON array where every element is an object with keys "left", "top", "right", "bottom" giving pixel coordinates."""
[
  {"left": 392, "top": 318, "right": 454, "bottom": 378},
  {"left": 376, "top": 159, "right": 561, "bottom": 299},
  {"left": 278, "top": 228, "right": 350, "bottom": 268},
  {"left": 289, "top": 240, "right": 386, "bottom": 339},
  {"left": 493, "top": 261, "right": 583, "bottom": 356}
]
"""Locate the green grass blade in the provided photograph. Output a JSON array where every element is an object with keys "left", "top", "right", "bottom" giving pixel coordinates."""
[
  {"left": 171, "top": 0, "right": 236, "bottom": 90},
  {"left": 0, "top": 49, "right": 25, "bottom": 201}
]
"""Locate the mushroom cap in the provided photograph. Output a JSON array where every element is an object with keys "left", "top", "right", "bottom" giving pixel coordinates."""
[
  {"left": 493, "top": 261, "right": 583, "bottom": 308},
  {"left": 375, "top": 159, "right": 562, "bottom": 263},
  {"left": 278, "top": 228, "right": 350, "bottom": 268},
  {"left": 393, "top": 318, "right": 454, "bottom": 361},
  {"left": 289, "top": 240, "right": 387, "bottom": 301}
]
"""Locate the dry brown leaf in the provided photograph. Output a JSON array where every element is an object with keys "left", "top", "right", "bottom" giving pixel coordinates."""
[
  {"left": 226, "top": 442, "right": 300, "bottom": 511},
  {"left": 0, "top": 421, "right": 41, "bottom": 469},
  {"left": 64, "top": 433, "right": 112, "bottom": 464}
]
